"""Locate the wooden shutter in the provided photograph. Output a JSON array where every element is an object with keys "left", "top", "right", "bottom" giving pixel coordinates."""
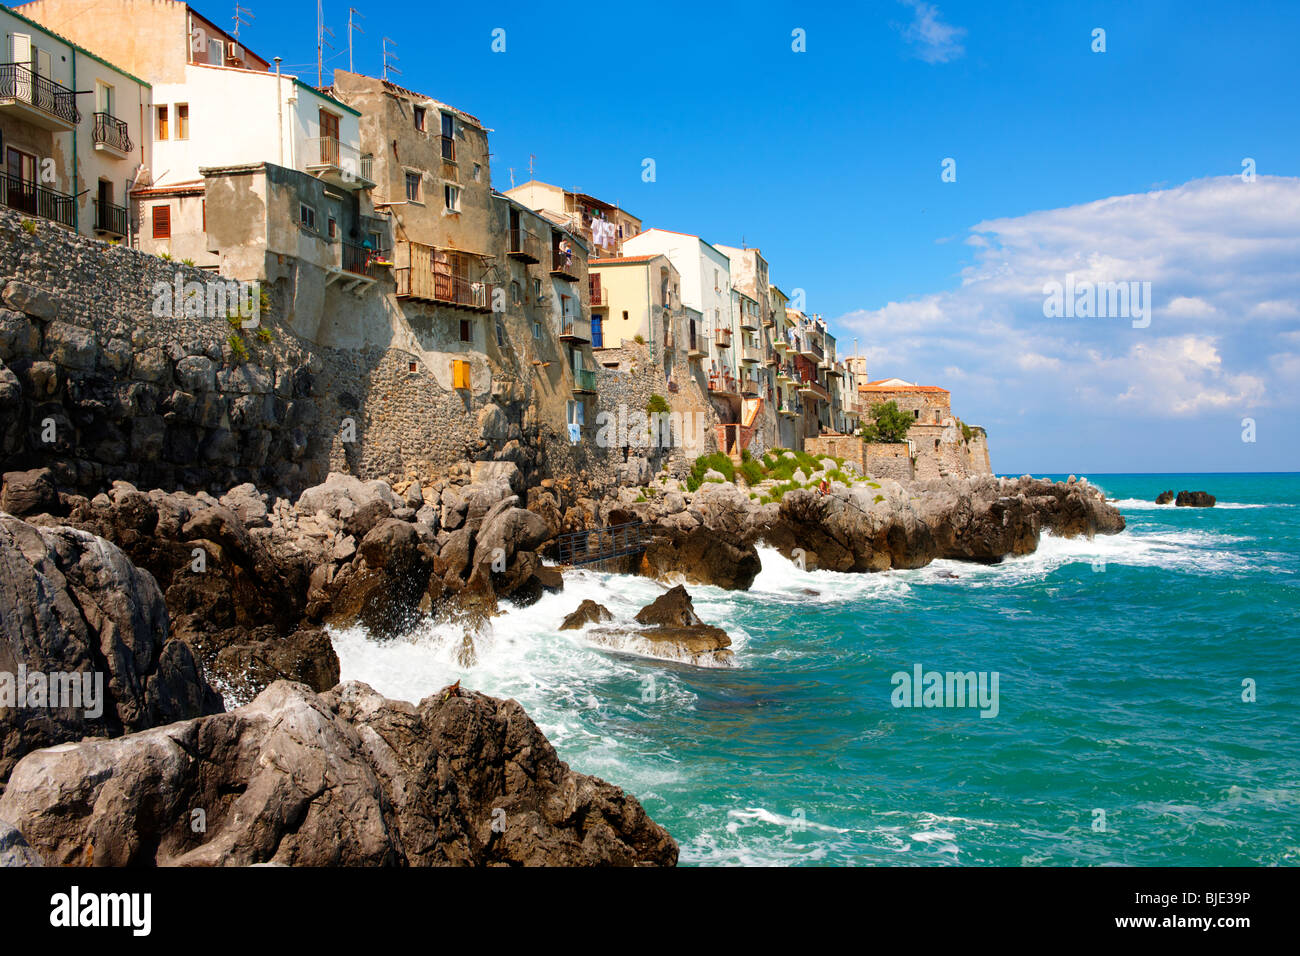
[
  {"left": 152, "top": 205, "right": 171, "bottom": 239},
  {"left": 453, "top": 360, "right": 470, "bottom": 390}
]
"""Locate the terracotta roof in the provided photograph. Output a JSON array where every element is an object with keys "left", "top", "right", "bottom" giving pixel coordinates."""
[
  {"left": 590, "top": 255, "right": 659, "bottom": 264},
  {"left": 859, "top": 379, "right": 950, "bottom": 393},
  {"left": 131, "top": 181, "right": 205, "bottom": 197}
]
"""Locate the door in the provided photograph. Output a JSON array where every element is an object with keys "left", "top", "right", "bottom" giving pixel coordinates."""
[
  {"left": 6, "top": 149, "right": 38, "bottom": 214},
  {"left": 96, "top": 81, "right": 114, "bottom": 115},
  {"left": 96, "top": 180, "right": 112, "bottom": 230},
  {"left": 591, "top": 315, "right": 603, "bottom": 348},
  {"left": 318, "top": 110, "right": 340, "bottom": 164}
]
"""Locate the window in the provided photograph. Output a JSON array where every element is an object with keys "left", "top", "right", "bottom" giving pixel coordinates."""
[
  {"left": 495, "top": 321, "right": 505, "bottom": 347},
  {"left": 327, "top": 217, "right": 337, "bottom": 239},
  {"left": 409, "top": 361, "right": 418, "bottom": 373},
  {"left": 566, "top": 400, "right": 584, "bottom": 427},
  {"left": 201, "top": 199, "right": 206, "bottom": 231},
  {"left": 176, "top": 103, "right": 189, "bottom": 140},
  {"left": 299, "top": 203, "right": 316, "bottom": 230},
  {"left": 156, "top": 105, "right": 169, "bottom": 139},
  {"left": 318, "top": 109, "right": 340, "bottom": 144},
  {"left": 151, "top": 205, "right": 171, "bottom": 239},
  {"left": 913, "top": 409, "right": 919, "bottom": 419},
  {"left": 440, "top": 112, "right": 455, "bottom": 160},
  {"left": 207, "top": 38, "right": 224, "bottom": 65},
  {"left": 444, "top": 184, "right": 461, "bottom": 212},
  {"left": 95, "top": 81, "right": 114, "bottom": 116},
  {"left": 413, "top": 106, "right": 426, "bottom": 131},
  {"left": 368, "top": 231, "right": 383, "bottom": 253},
  {"left": 510, "top": 280, "right": 522, "bottom": 305},
  {"left": 405, "top": 171, "right": 421, "bottom": 202},
  {"left": 622, "top": 310, "right": 629, "bottom": 322},
  {"left": 533, "top": 278, "right": 542, "bottom": 299},
  {"left": 472, "top": 163, "right": 482, "bottom": 182},
  {"left": 452, "top": 359, "right": 471, "bottom": 390},
  {"left": 459, "top": 319, "right": 471, "bottom": 343},
  {"left": 532, "top": 320, "right": 542, "bottom": 339}
]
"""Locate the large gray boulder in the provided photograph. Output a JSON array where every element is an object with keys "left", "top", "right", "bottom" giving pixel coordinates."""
[
  {"left": 0, "top": 680, "right": 678, "bottom": 867},
  {"left": 0, "top": 514, "right": 222, "bottom": 784}
]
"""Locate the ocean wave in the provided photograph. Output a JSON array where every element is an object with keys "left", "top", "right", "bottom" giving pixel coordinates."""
[{"left": 1111, "top": 498, "right": 1276, "bottom": 510}]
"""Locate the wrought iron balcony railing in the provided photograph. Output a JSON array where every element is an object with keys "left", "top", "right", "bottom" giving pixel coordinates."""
[
  {"left": 93, "top": 198, "right": 128, "bottom": 236},
  {"left": 0, "top": 63, "right": 80, "bottom": 126},
  {"left": 93, "top": 111, "right": 132, "bottom": 152},
  {"left": 1, "top": 171, "right": 77, "bottom": 228}
]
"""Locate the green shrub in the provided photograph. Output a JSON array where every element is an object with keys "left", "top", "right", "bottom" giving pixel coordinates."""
[
  {"left": 256, "top": 327, "right": 273, "bottom": 343},
  {"left": 739, "top": 457, "right": 765, "bottom": 486},
  {"left": 874, "top": 494, "right": 884, "bottom": 504},
  {"left": 685, "top": 452, "right": 735, "bottom": 491},
  {"left": 646, "top": 393, "right": 670, "bottom": 415},
  {"left": 227, "top": 332, "right": 248, "bottom": 361},
  {"left": 181, "top": 258, "right": 195, "bottom": 266}
]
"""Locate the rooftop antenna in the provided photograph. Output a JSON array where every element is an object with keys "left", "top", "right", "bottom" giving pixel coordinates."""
[
  {"left": 382, "top": 37, "right": 401, "bottom": 81},
  {"left": 508, "top": 167, "right": 515, "bottom": 188},
  {"left": 232, "top": 3, "right": 254, "bottom": 40},
  {"left": 528, "top": 154, "right": 535, "bottom": 178},
  {"left": 347, "top": 8, "right": 364, "bottom": 72},
  {"left": 316, "top": 0, "right": 335, "bottom": 86}
]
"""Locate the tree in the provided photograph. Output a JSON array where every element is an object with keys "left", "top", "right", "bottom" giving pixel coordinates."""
[{"left": 859, "top": 400, "right": 913, "bottom": 443}]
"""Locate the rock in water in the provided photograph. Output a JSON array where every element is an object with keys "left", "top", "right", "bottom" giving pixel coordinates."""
[
  {"left": 0, "top": 514, "right": 222, "bottom": 785},
  {"left": 560, "top": 599, "right": 613, "bottom": 630},
  {"left": 1155, "top": 490, "right": 1175, "bottom": 505},
  {"left": 1175, "top": 490, "right": 1216, "bottom": 508},
  {"left": 619, "top": 585, "right": 733, "bottom": 666},
  {"left": 635, "top": 585, "right": 706, "bottom": 628},
  {"left": 0, "top": 680, "right": 678, "bottom": 867}
]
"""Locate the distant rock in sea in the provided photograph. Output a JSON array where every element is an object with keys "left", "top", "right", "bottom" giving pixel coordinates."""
[
  {"left": 1175, "top": 490, "right": 1216, "bottom": 508},
  {"left": 1155, "top": 490, "right": 1175, "bottom": 504}
]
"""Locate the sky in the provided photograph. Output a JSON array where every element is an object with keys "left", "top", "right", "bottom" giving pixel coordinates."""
[{"left": 227, "top": 0, "right": 1298, "bottom": 473}]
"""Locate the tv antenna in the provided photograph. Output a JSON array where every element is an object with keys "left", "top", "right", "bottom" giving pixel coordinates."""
[
  {"left": 382, "top": 37, "right": 401, "bottom": 80},
  {"left": 347, "top": 8, "right": 364, "bottom": 72},
  {"left": 316, "top": 0, "right": 335, "bottom": 86},
  {"left": 232, "top": 3, "right": 254, "bottom": 40}
]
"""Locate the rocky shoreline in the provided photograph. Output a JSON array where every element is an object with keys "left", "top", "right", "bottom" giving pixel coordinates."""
[{"left": 0, "top": 458, "right": 1125, "bottom": 865}]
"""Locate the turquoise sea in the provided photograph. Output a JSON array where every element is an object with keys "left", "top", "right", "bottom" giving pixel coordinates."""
[{"left": 331, "top": 473, "right": 1300, "bottom": 866}]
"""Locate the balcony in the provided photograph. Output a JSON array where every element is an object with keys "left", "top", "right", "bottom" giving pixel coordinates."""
[
  {"left": 550, "top": 246, "right": 580, "bottom": 282},
  {"left": 708, "top": 372, "right": 738, "bottom": 395},
  {"left": 342, "top": 240, "right": 389, "bottom": 278},
  {"left": 740, "top": 343, "right": 762, "bottom": 365},
  {"left": 507, "top": 226, "right": 543, "bottom": 263},
  {"left": 590, "top": 286, "right": 606, "bottom": 307},
  {"left": 687, "top": 334, "right": 706, "bottom": 359},
  {"left": 798, "top": 379, "right": 830, "bottom": 402},
  {"left": 396, "top": 243, "right": 493, "bottom": 310},
  {"left": 739, "top": 374, "right": 760, "bottom": 396},
  {"left": 1, "top": 172, "right": 77, "bottom": 228},
  {"left": 304, "top": 136, "right": 375, "bottom": 190},
  {"left": 573, "top": 367, "right": 598, "bottom": 394},
  {"left": 773, "top": 335, "right": 790, "bottom": 353},
  {"left": 92, "top": 112, "right": 132, "bottom": 156},
  {"left": 93, "top": 199, "right": 128, "bottom": 238},
  {"left": 797, "top": 336, "right": 824, "bottom": 361},
  {"left": 764, "top": 349, "right": 778, "bottom": 367},
  {"left": 559, "top": 315, "right": 591, "bottom": 343},
  {"left": 740, "top": 311, "right": 758, "bottom": 332},
  {"left": 824, "top": 362, "right": 843, "bottom": 378},
  {"left": 714, "top": 327, "right": 732, "bottom": 349},
  {"left": 0, "top": 64, "right": 79, "bottom": 131}
]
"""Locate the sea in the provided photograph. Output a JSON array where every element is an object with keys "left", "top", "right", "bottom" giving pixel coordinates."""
[{"left": 330, "top": 473, "right": 1299, "bottom": 866}]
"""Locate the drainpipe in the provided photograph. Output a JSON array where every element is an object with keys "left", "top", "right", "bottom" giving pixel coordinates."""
[
  {"left": 71, "top": 49, "right": 79, "bottom": 233},
  {"left": 275, "top": 58, "right": 284, "bottom": 167}
]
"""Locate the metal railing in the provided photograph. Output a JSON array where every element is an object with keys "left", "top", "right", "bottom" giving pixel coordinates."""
[
  {"left": 396, "top": 267, "right": 493, "bottom": 308},
  {"left": 93, "top": 111, "right": 132, "bottom": 152},
  {"left": 508, "top": 225, "right": 543, "bottom": 261},
  {"left": 573, "top": 367, "right": 598, "bottom": 392},
  {"left": 0, "top": 63, "right": 80, "bottom": 125},
  {"left": 551, "top": 247, "right": 578, "bottom": 277},
  {"left": 93, "top": 199, "right": 128, "bottom": 236},
  {"left": 741, "top": 344, "right": 763, "bottom": 364},
  {"left": 1, "top": 172, "right": 77, "bottom": 228},
  {"left": 305, "top": 136, "right": 372, "bottom": 182},
  {"left": 342, "top": 240, "right": 388, "bottom": 277},
  {"left": 560, "top": 316, "right": 591, "bottom": 340},
  {"left": 554, "top": 520, "right": 653, "bottom": 567}
]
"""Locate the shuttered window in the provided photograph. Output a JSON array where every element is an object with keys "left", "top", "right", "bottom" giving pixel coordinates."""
[
  {"left": 452, "top": 359, "right": 471, "bottom": 390},
  {"left": 152, "top": 205, "right": 171, "bottom": 239}
]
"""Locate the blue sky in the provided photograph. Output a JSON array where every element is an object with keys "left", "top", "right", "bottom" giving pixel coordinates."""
[{"left": 240, "top": 0, "right": 1299, "bottom": 473}]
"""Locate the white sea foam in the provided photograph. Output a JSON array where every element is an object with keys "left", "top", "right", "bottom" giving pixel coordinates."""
[{"left": 1111, "top": 498, "right": 1275, "bottom": 511}]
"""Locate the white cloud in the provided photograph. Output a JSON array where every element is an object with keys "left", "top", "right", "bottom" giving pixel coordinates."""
[
  {"left": 836, "top": 176, "right": 1300, "bottom": 432},
  {"left": 898, "top": 1, "right": 966, "bottom": 64}
]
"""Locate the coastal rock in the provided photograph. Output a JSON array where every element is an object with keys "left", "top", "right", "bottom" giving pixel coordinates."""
[
  {"left": 0, "top": 513, "right": 222, "bottom": 784},
  {"left": 1155, "top": 490, "right": 1175, "bottom": 505},
  {"left": 1175, "top": 490, "right": 1216, "bottom": 508},
  {"left": 560, "top": 599, "right": 613, "bottom": 630},
  {"left": 635, "top": 584, "right": 707, "bottom": 628},
  {"left": 1, "top": 467, "right": 60, "bottom": 517},
  {"left": 0, "top": 820, "right": 43, "bottom": 867},
  {"left": 0, "top": 680, "right": 679, "bottom": 867},
  {"left": 595, "top": 585, "right": 735, "bottom": 666}
]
